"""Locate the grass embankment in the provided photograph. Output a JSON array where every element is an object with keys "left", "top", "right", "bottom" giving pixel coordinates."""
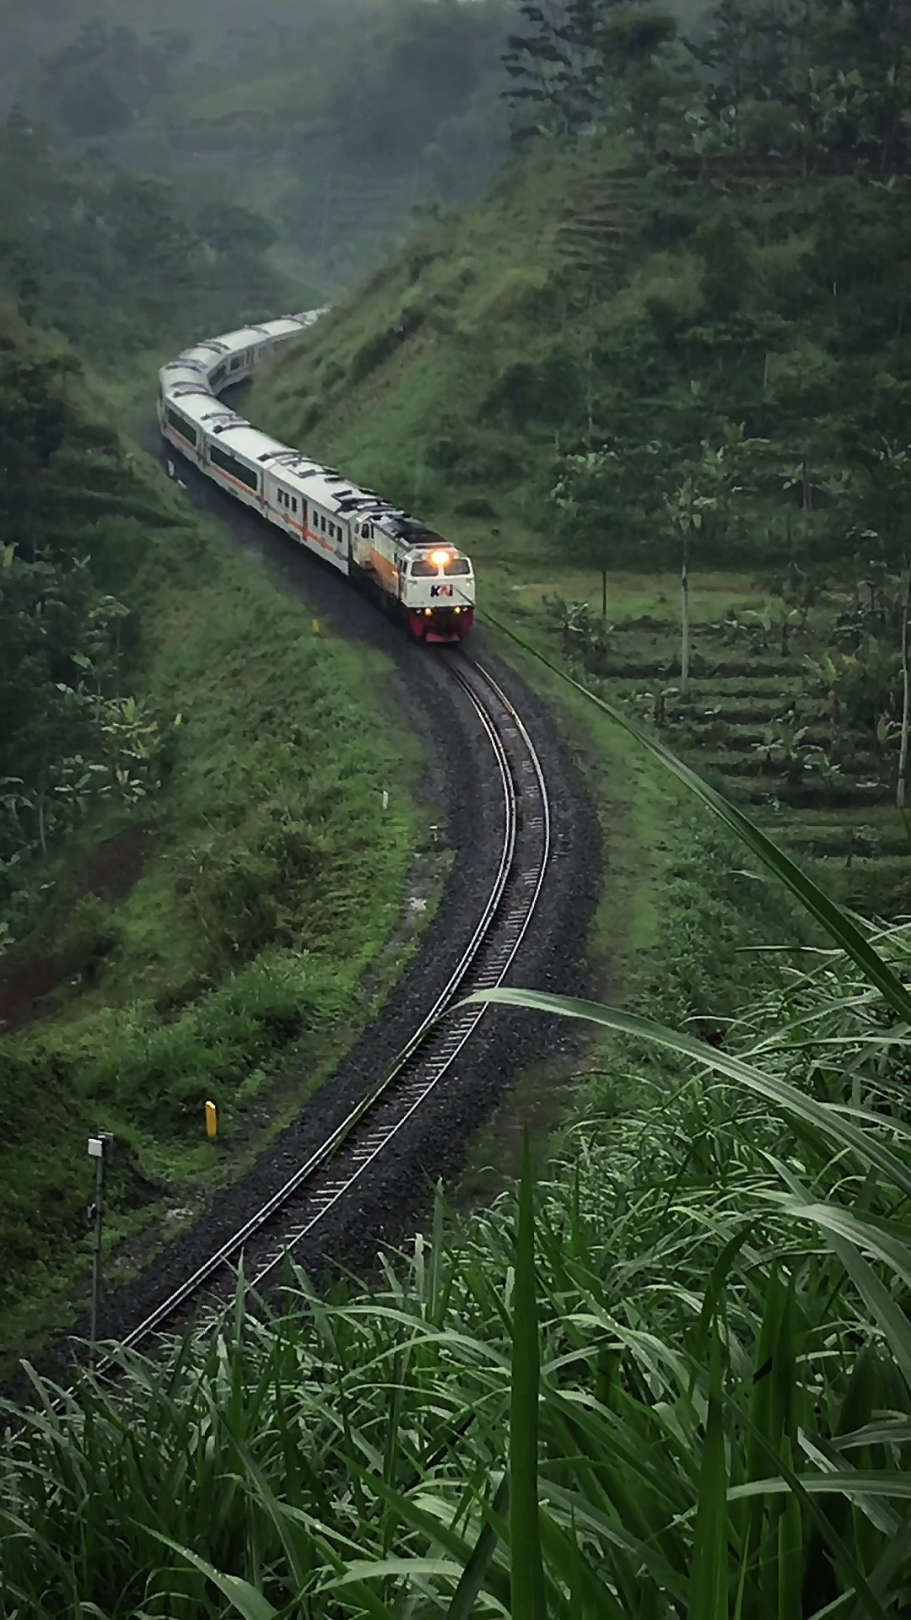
[
  {"left": 0, "top": 446, "right": 428, "bottom": 1374},
  {"left": 459, "top": 602, "right": 812, "bottom": 1205}
]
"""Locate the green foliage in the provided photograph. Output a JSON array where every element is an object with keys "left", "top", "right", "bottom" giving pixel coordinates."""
[
  {"left": 14, "top": 0, "right": 514, "bottom": 299},
  {"left": 504, "top": 0, "right": 911, "bottom": 173},
  {"left": 552, "top": 444, "right": 661, "bottom": 569},
  {"left": 0, "top": 508, "right": 423, "bottom": 1344},
  {"left": 0, "top": 290, "right": 426, "bottom": 1358},
  {"left": 483, "top": 346, "right": 581, "bottom": 428},
  {"left": 0, "top": 327, "right": 170, "bottom": 903},
  {"left": 0, "top": 106, "right": 291, "bottom": 356},
  {"left": 4, "top": 905, "right": 911, "bottom": 1613},
  {"left": 34, "top": 18, "right": 191, "bottom": 138}
]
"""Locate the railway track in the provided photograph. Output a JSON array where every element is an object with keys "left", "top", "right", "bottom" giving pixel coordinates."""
[{"left": 113, "top": 653, "right": 551, "bottom": 1357}]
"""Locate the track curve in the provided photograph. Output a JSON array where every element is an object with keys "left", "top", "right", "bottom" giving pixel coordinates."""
[
  {"left": 116, "top": 656, "right": 551, "bottom": 1352},
  {"left": 3, "top": 406, "right": 601, "bottom": 1405}
]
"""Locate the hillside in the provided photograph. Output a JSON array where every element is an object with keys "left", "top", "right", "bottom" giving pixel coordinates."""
[
  {"left": 0, "top": 304, "right": 426, "bottom": 1367},
  {"left": 4, "top": 1, "right": 911, "bottom": 1610},
  {"left": 249, "top": 131, "right": 911, "bottom": 917}
]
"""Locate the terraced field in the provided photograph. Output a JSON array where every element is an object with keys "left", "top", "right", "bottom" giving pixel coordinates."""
[{"left": 543, "top": 586, "right": 911, "bottom": 920}]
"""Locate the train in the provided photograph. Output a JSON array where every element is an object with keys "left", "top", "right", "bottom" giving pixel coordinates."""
[{"left": 157, "top": 311, "right": 476, "bottom": 644}]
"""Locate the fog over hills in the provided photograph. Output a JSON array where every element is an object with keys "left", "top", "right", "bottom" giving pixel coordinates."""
[{"left": 1, "top": 0, "right": 515, "bottom": 295}]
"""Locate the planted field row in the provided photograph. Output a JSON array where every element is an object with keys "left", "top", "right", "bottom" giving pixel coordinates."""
[
  {"left": 600, "top": 659, "right": 802, "bottom": 680},
  {"left": 736, "top": 777, "right": 890, "bottom": 808},
  {"left": 688, "top": 749, "right": 882, "bottom": 779},
  {"left": 565, "top": 602, "right": 908, "bottom": 913}
]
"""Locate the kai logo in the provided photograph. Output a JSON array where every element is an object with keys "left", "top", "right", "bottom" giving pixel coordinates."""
[{"left": 430, "top": 584, "right": 454, "bottom": 598}]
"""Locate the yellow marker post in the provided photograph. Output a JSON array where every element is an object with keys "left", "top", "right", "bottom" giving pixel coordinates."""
[
  {"left": 311, "top": 618, "right": 320, "bottom": 636},
  {"left": 205, "top": 1100, "right": 217, "bottom": 1139}
]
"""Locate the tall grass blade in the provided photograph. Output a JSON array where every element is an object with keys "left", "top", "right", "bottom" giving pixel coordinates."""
[
  {"left": 445, "top": 1472, "right": 510, "bottom": 1619},
  {"left": 144, "top": 1530, "right": 280, "bottom": 1620},
  {"left": 537, "top": 1508, "right": 627, "bottom": 1620},
  {"left": 510, "top": 1132, "right": 547, "bottom": 1618},
  {"left": 689, "top": 1335, "right": 728, "bottom": 1620},
  {"left": 461, "top": 990, "right": 911, "bottom": 1198},
  {"left": 345, "top": 1463, "right": 513, "bottom": 1613},
  {"left": 827, "top": 1234, "right": 911, "bottom": 1393},
  {"left": 777, "top": 1449, "right": 803, "bottom": 1620}
]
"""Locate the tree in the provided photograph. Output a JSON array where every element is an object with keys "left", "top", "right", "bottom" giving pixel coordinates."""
[
  {"left": 502, "top": 0, "right": 579, "bottom": 141},
  {"left": 599, "top": 7, "right": 683, "bottom": 157},
  {"left": 663, "top": 438, "right": 738, "bottom": 694},
  {"left": 35, "top": 20, "right": 191, "bottom": 138},
  {"left": 550, "top": 440, "right": 663, "bottom": 619}
]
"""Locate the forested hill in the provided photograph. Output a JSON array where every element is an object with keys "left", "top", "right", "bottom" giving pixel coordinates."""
[
  {"left": 248, "top": 0, "right": 911, "bottom": 922},
  {"left": 0, "top": 110, "right": 301, "bottom": 359},
  {"left": 0, "top": 305, "right": 191, "bottom": 953},
  {"left": 252, "top": 0, "right": 911, "bottom": 580},
  {"left": 1, "top": 0, "right": 514, "bottom": 297}
]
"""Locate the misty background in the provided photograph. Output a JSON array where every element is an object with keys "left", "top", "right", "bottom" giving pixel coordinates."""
[{"left": 0, "top": 0, "right": 520, "bottom": 338}]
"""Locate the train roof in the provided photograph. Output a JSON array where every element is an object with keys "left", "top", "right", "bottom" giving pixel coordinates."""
[
  {"left": 159, "top": 307, "right": 468, "bottom": 552},
  {"left": 164, "top": 390, "right": 238, "bottom": 428},
  {"left": 170, "top": 316, "right": 311, "bottom": 375}
]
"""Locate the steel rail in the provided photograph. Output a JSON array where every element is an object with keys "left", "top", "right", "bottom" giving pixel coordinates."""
[{"left": 106, "top": 656, "right": 550, "bottom": 1356}]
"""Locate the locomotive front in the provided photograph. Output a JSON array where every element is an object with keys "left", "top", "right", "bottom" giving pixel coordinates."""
[{"left": 401, "top": 544, "right": 475, "bottom": 643}]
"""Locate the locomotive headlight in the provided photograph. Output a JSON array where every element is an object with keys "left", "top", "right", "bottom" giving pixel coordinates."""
[
  {"left": 429, "top": 548, "right": 450, "bottom": 567},
  {"left": 424, "top": 608, "right": 432, "bottom": 616}
]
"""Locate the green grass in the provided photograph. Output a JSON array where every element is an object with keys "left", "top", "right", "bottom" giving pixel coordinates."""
[
  {"left": 246, "top": 135, "right": 636, "bottom": 502},
  {"left": 486, "top": 567, "right": 911, "bottom": 919},
  {"left": 3, "top": 914, "right": 910, "bottom": 1615},
  {"left": 455, "top": 578, "right": 817, "bottom": 1206},
  {"left": 0, "top": 472, "right": 429, "bottom": 1376}
]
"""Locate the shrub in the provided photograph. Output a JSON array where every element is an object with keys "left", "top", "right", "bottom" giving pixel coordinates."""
[
  {"left": 350, "top": 326, "right": 401, "bottom": 382},
  {"left": 57, "top": 895, "right": 122, "bottom": 983},
  {"left": 469, "top": 264, "right": 551, "bottom": 326},
  {"left": 349, "top": 304, "right": 425, "bottom": 383},
  {"left": 479, "top": 347, "right": 580, "bottom": 427},
  {"left": 426, "top": 434, "right": 467, "bottom": 471},
  {"left": 454, "top": 495, "right": 498, "bottom": 519}
]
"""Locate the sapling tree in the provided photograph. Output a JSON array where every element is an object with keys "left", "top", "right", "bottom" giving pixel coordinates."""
[{"left": 663, "top": 437, "right": 738, "bottom": 694}]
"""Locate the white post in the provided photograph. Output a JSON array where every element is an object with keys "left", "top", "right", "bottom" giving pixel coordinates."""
[
  {"left": 87, "top": 1133, "right": 113, "bottom": 1365},
  {"left": 898, "top": 570, "right": 910, "bottom": 810}
]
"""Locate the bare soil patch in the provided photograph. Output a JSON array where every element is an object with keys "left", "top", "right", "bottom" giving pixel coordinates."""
[
  {"left": 76, "top": 823, "right": 155, "bottom": 905},
  {"left": 0, "top": 824, "right": 154, "bottom": 1033}
]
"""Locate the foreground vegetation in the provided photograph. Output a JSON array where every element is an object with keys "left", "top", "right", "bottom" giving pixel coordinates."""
[{"left": 3, "top": 662, "right": 910, "bottom": 1614}]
